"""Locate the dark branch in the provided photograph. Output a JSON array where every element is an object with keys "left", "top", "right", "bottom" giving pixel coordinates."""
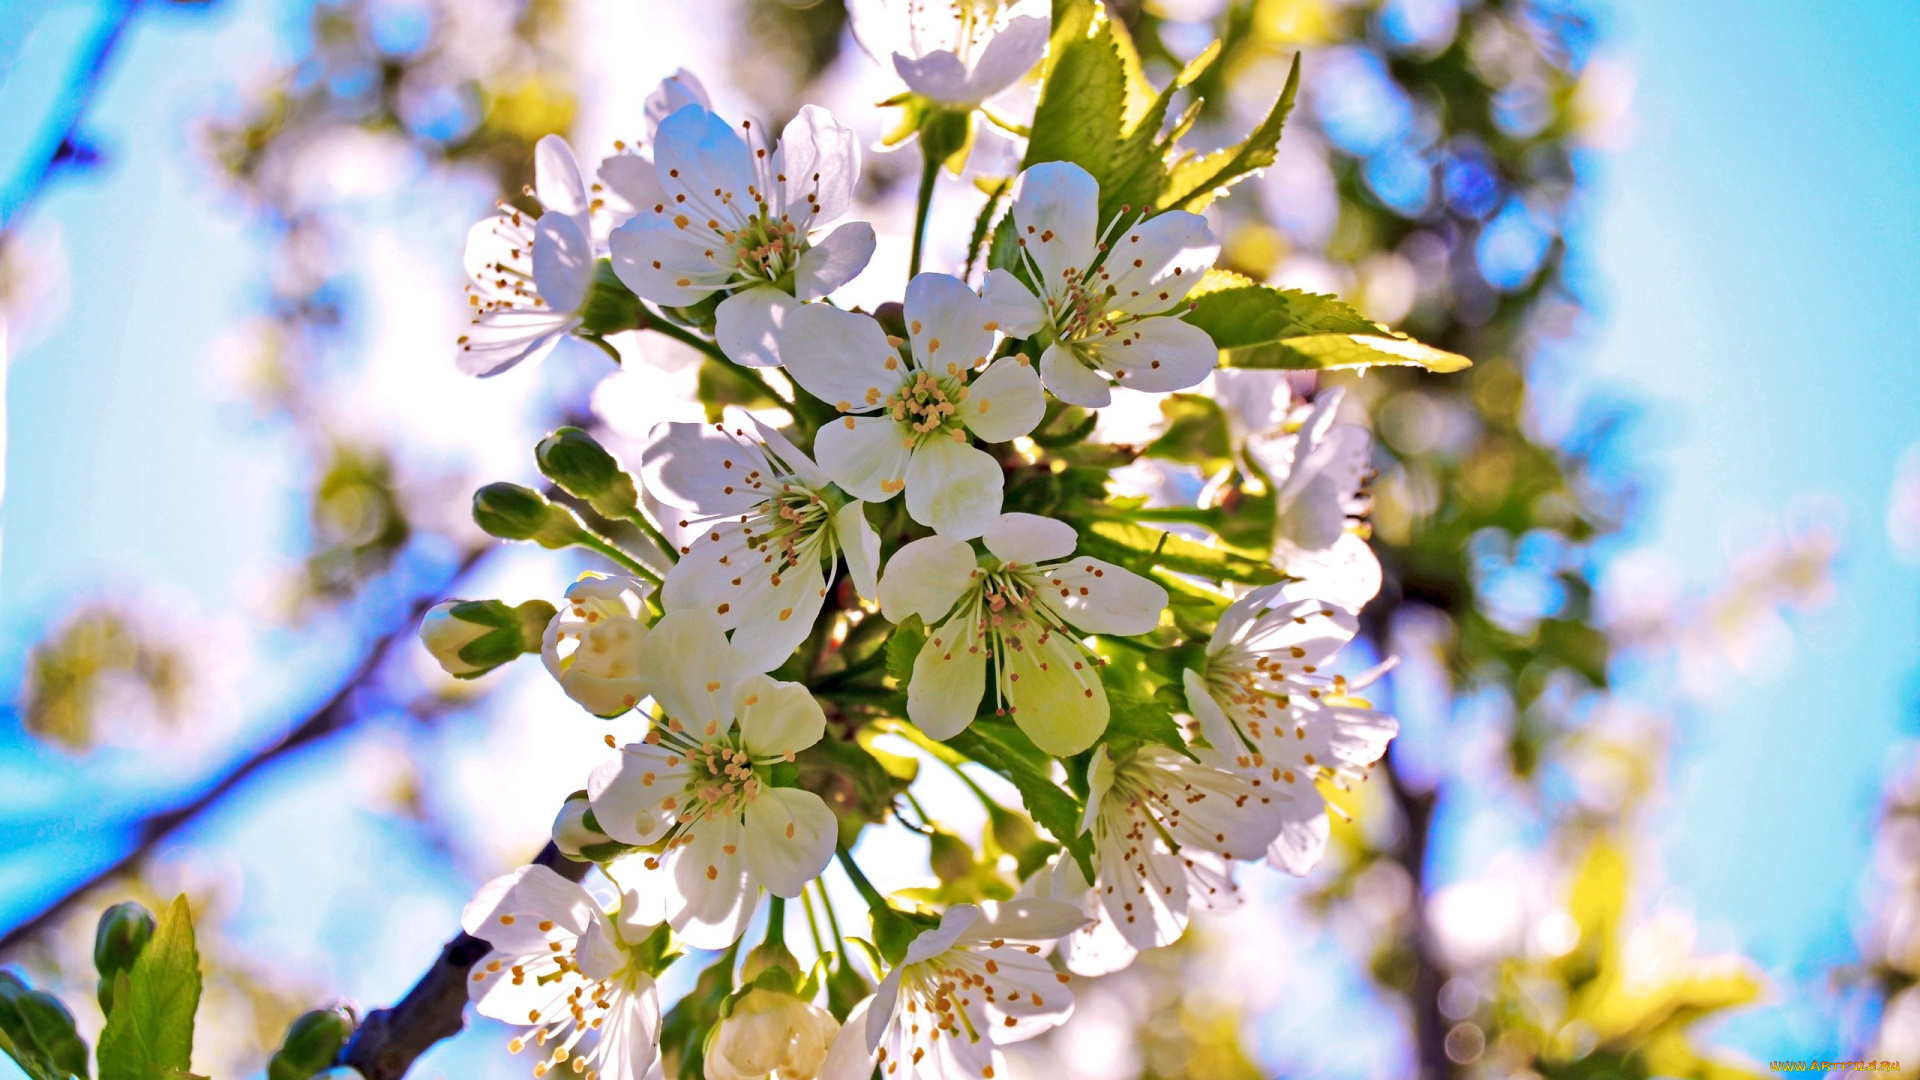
[
  {"left": 0, "top": 546, "right": 490, "bottom": 955},
  {"left": 1385, "top": 752, "right": 1453, "bottom": 1080},
  {"left": 340, "top": 844, "right": 590, "bottom": 1080},
  {"left": 0, "top": 1, "right": 141, "bottom": 236}
]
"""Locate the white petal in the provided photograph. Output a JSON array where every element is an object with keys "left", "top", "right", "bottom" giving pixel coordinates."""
[
  {"left": 794, "top": 221, "right": 877, "bottom": 300},
  {"left": 1081, "top": 746, "right": 1117, "bottom": 836},
  {"left": 1183, "top": 851, "right": 1244, "bottom": 912},
  {"left": 777, "top": 303, "right": 903, "bottom": 409},
  {"left": 904, "top": 904, "right": 981, "bottom": 964},
  {"left": 1095, "top": 807, "right": 1189, "bottom": 951},
  {"left": 836, "top": 500, "right": 883, "bottom": 601},
  {"left": 1266, "top": 799, "right": 1332, "bottom": 876},
  {"left": 1219, "top": 593, "right": 1358, "bottom": 671},
  {"left": 1063, "top": 906, "right": 1140, "bottom": 978},
  {"left": 1040, "top": 341, "right": 1113, "bottom": 408},
  {"left": 461, "top": 864, "right": 598, "bottom": 944},
  {"left": 905, "top": 272, "right": 996, "bottom": 376},
  {"left": 641, "top": 421, "right": 773, "bottom": 515},
  {"left": 742, "top": 410, "right": 832, "bottom": 488},
  {"left": 877, "top": 534, "right": 978, "bottom": 624},
  {"left": 813, "top": 414, "right": 913, "bottom": 503},
  {"left": 821, "top": 997, "right": 877, "bottom": 1080},
  {"left": 971, "top": 898, "right": 1092, "bottom": 942},
  {"left": 532, "top": 212, "right": 592, "bottom": 314},
  {"left": 534, "top": 134, "right": 590, "bottom": 228},
  {"left": 1035, "top": 557, "right": 1167, "bottom": 636},
  {"left": 636, "top": 610, "right": 740, "bottom": 738},
  {"left": 735, "top": 673, "right": 826, "bottom": 757},
  {"left": 609, "top": 214, "right": 729, "bottom": 306},
  {"left": 894, "top": 48, "right": 974, "bottom": 104},
  {"left": 982, "top": 512, "right": 1077, "bottom": 566},
  {"left": 958, "top": 356, "right": 1045, "bottom": 443},
  {"left": 456, "top": 311, "right": 573, "bottom": 377},
  {"left": 668, "top": 815, "right": 757, "bottom": 948},
  {"left": 1103, "top": 210, "right": 1219, "bottom": 316},
  {"left": 662, "top": 518, "right": 755, "bottom": 627},
  {"left": 959, "top": 13, "right": 1049, "bottom": 100},
  {"left": 907, "top": 610, "right": 988, "bottom": 740},
  {"left": 1093, "top": 316, "right": 1218, "bottom": 394},
  {"left": 596, "top": 150, "right": 665, "bottom": 227},
  {"left": 742, "top": 787, "right": 838, "bottom": 896},
  {"left": 982, "top": 268, "right": 1047, "bottom": 337},
  {"left": 1004, "top": 625, "right": 1107, "bottom": 755},
  {"left": 1010, "top": 161, "right": 1099, "bottom": 287},
  {"left": 655, "top": 105, "right": 756, "bottom": 232},
  {"left": 1277, "top": 532, "right": 1383, "bottom": 610},
  {"left": 463, "top": 212, "right": 531, "bottom": 294},
  {"left": 974, "top": 944, "right": 1074, "bottom": 1043},
  {"left": 715, "top": 287, "right": 801, "bottom": 368},
  {"left": 588, "top": 742, "right": 693, "bottom": 845},
  {"left": 644, "top": 69, "right": 713, "bottom": 137},
  {"left": 778, "top": 105, "right": 861, "bottom": 227},
  {"left": 1156, "top": 749, "right": 1284, "bottom": 861},
  {"left": 726, "top": 556, "right": 827, "bottom": 672},
  {"left": 905, "top": 436, "right": 1003, "bottom": 539},
  {"left": 1182, "top": 667, "right": 1238, "bottom": 752}
]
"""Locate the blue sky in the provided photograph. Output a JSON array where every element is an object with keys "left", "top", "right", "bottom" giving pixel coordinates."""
[{"left": 1, "top": 0, "right": 1917, "bottom": 1073}]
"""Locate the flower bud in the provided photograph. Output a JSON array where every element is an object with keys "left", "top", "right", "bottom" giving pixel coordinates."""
[
  {"left": 705, "top": 987, "right": 839, "bottom": 1080},
  {"left": 551, "top": 792, "right": 614, "bottom": 859},
  {"left": 740, "top": 940, "right": 802, "bottom": 987},
  {"left": 417, "top": 599, "right": 556, "bottom": 679},
  {"left": 267, "top": 1006, "right": 354, "bottom": 1080},
  {"left": 542, "top": 574, "right": 654, "bottom": 716},
  {"left": 579, "top": 259, "right": 646, "bottom": 337},
  {"left": 536, "top": 426, "right": 640, "bottom": 521},
  {"left": 471, "top": 483, "right": 590, "bottom": 549},
  {"left": 0, "top": 972, "right": 88, "bottom": 1080},
  {"left": 93, "top": 901, "right": 154, "bottom": 1011}
]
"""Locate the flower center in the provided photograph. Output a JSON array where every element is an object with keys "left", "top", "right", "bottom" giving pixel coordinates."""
[
  {"left": 737, "top": 480, "right": 837, "bottom": 581},
  {"left": 726, "top": 212, "right": 804, "bottom": 285},
  {"left": 681, "top": 735, "right": 765, "bottom": 823},
  {"left": 886, "top": 368, "right": 969, "bottom": 443}
]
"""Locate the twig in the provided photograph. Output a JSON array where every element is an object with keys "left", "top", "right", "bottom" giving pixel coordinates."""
[
  {"left": 0, "top": 1, "right": 142, "bottom": 236},
  {"left": 338, "top": 843, "right": 589, "bottom": 1080},
  {"left": 0, "top": 545, "right": 491, "bottom": 955}
]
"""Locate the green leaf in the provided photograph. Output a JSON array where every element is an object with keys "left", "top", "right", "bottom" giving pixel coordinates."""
[
  {"left": 1078, "top": 519, "right": 1282, "bottom": 585},
  {"left": 1159, "top": 52, "right": 1301, "bottom": 212},
  {"left": 97, "top": 896, "right": 200, "bottom": 1080},
  {"left": 1023, "top": 1, "right": 1127, "bottom": 187},
  {"left": 883, "top": 615, "right": 926, "bottom": 688},
  {"left": 1141, "top": 393, "right": 1231, "bottom": 467},
  {"left": 1104, "top": 692, "right": 1195, "bottom": 760},
  {"left": 1183, "top": 279, "right": 1471, "bottom": 373},
  {"left": 1102, "top": 40, "right": 1220, "bottom": 221},
  {"left": 0, "top": 974, "right": 88, "bottom": 1080}
]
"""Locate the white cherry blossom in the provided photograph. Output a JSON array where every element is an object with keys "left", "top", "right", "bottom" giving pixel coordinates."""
[
  {"left": 542, "top": 574, "right": 655, "bottom": 717},
  {"left": 877, "top": 513, "right": 1167, "bottom": 755},
  {"left": 462, "top": 865, "right": 663, "bottom": 1080},
  {"left": 779, "top": 273, "right": 1044, "bottom": 539},
  {"left": 610, "top": 102, "right": 875, "bottom": 368},
  {"left": 642, "top": 409, "right": 881, "bottom": 671},
  {"left": 848, "top": 0, "right": 1050, "bottom": 106},
  {"left": 821, "top": 900, "right": 1087, "bottom": 1080},
  {"left": 1241, "top": 387, "right": 1382, "bottom": 608},
  {"left": 1077, "top": 744, "right": 1276, "bottom": 956},
  {"left": 596, "top": 71, "right": 717, "bottom": 231},
  {"left": 458, "top": 134, "right": 599, "bottom": 376},
  {"left": 707, "top": 987, "right": 840, "bottom": 1080},
  {"left": 1182, "top": 584, "right": 1399, "bottom": 874},
  {"left": 983, "top": 162, "right": 1220, "bottom": 408},
  {"left": 587, "top": 611, "right": 838, "bottom": 948}
]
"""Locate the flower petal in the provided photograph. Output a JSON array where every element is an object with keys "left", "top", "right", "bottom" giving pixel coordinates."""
[
  {"left": 668, "top": 815, "right": 757, "bottom": 948},
  {"left": 958, "top": 356, "right": 1044, "bottom": 443},
  {"left": 1182, "top": 667, "right": 1237, "bottom": 752},
  {"left": 905, "top": 272, "right": 996, "bottom": 376},
  {"left": 777, "top": 105, "right": 861, "bottom": 227},
  {"left": 1102, "top": 210, "right": 1218, "bottom": 316},
  {"left": 457, "top": 311, "right": 574, "bottom": 377},
  {"left": 1092, "top": 316, "right": 1217, "bottom": 394},
  {"left": 960, "top": 13, "right": 1049, "bottom": 100},
  {"left": 654, "top": 105, "right": 756, "bottom": 233},
  {"left": 982, "top": 512, "right": 1077, "bottom": 566},
  {"left": 597, "top": 150, "right": 666, "bottom": 227},
  {"left": 821, "top": 996, "right": 877, "bottom": 1080},
  {"left": 794, "top": 221, "right": 877, "bottom": 300},
  {"left": 644, "top": 69, "right": 713, "bottom": 138},
  {"left": 1035, "top": 557, "right": 1167, "bottom": 636},
  {"left": 905, "top": 436, "right": 1003, "bottom": 539},
  {"left": 814, "top": 414, "right": 913, "bottom": 503},
  {"left": 970, "top": 898, "right": 1092, "bottom": 942},
  {"left": 532, "top": 211, "right": 592, "bottom": 314},
  {"left": 971, "top": 943, "right": 1075, "bottom": 1043},
  {"left": 907, "top": 610, "right": 988, "bottom": 740},
  {"left": 461, "top": 864, "right": 599, "bottom": 944},
  {"left": 1040, "top": 340, "right": 1113, "bottom": 408},
  {"left": 715, "top": 286, "right": 801, "bottom": 368},
  {"left": 641, "top": 421, "right": 774, "bottom": 515},
  {"left": 777, "top": 303, "right": 903, "bottom": 409},
  {"left": 893, "top": 48, "right": 973, "bottom": 104},
  {"left": 982, "top": 268, "right": 1048, "bottom": 337},
  {"left": 609, "top": 213, "right": 730, "bottom": 306},
  {"left": 742, "top": 787, "right": 838, "bottom": 896},
  {"left": 1010, "top": 161, "right": 1099, "bottom": 287},
  {"left": 636, "top": 610, "right": 741, "bottom": 737},
  {"left": 835, "top": 500, "right": 882, "bottom": 602},
  {"left": 877, "top": 534, "right": 978, "bottom": 624},
  {"left": 588, "top": 741, "right": 694, "bottom": 845},
  {"left": 1004, "top": 626, "right": 1107, "bottom": 755},
  {"left": 735, "top": 673, "right": 827, "bottom": 757},
  {"left": 727, "top": 555, "right": 827, "bottom": 672},
  {"left": 1276, "top": 532, "right": 1383, "bottom": 610},
  {"left": 1094, "top": 806, "right": 1189, "bottom": 951},
  {"left": 1155, "top": 749, "right": 1284, "bottom": 861},
  {"left": 1266, "top": 797, "right": 1332, "bottom": 876},
  {"left": 534, "top": 134, "right": 590, "bottom": 229}
]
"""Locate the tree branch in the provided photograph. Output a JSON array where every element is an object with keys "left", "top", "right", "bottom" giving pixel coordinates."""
[
  {"left": 0, "top": 545, "right": 490, "bottom": 955},
  {"left": 339, "top": 843, "right": 589, "bottom": 1080},
  {"left": 1385, "top": 752, "right": 1454, "bottom": 1080}
]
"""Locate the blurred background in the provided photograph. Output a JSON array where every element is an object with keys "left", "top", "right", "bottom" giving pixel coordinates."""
[{"left": 0, "top": 0, "right": 1915, "bottom": 1077}]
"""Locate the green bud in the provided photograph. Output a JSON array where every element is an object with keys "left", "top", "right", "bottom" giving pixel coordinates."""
[
  {"left": 918, "top": 106, "right": 975, "bottom": 173},
  {"left": 551, "top": 792, "right": 613, "bottom": 860},
  {"left": 267, "top": 1006, "right": 355, "bottom": 1080},
  {"left": 579, "top": 259, "right": 646, "bottom": 337},
  {"left": 740, "top": 940, "right": 802, "bottom": 988},
  {"left": 418, "top": 598, "right": 556, "bottom": 679},
  {"left": 93, "top": 900, "right": 155, "bottom": 1011},
  {"left": 928, "top": 830, "right": 973, "bottom": 886},
  {"left": 536, "top": 427, "right": 641, "bottom": 521},
  {"left": 825, "top": 951, "right": 871, "bottom": 1022},
  {"left": 471, "top": 483, "right": 591, "bottom": 549},
  {"left": 0, "top": 972, "right": 89, "bottom": 1080}
]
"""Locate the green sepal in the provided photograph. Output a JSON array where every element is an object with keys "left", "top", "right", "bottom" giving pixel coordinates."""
[
  {"left": 1102, "top": 689, "right": 1196, "bottom": 762},
  {"left": 883, "top": 615, "right": 926, "bottom": 688},
  {"left": 578, "top": 259, "right": 645, "bottom": 337},
  {"left": 446, "top": 598, "right": 557, "bottom": 675},
  {"left": 825, "top": 945, "right": 874, "bottom": 1022},
  {"left": 470, "top": 483, "right": 592, "bottom": 549},
  {"left": 0, "top": 973, "right": 89, "bottom": 1080},
  {"left": 795, "top": 956, "right": 829, "bottom": 1003},
  {"left": 632, "top": 921, "right": 681, "bottom": 979},
  {"left": 869, "top": 904, "right": 939, "bottom": 968},
  {"left": 537, "top": 426, "right": 642, "bottom": 521}
]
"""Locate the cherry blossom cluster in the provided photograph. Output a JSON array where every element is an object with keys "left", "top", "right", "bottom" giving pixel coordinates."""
[{"left": 422, "top": 7, "right": 1419, "bottom": 1079}]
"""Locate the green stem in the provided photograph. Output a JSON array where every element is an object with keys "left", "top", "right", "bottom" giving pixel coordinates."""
[
  {"left": 623, "top": 508, "right": 680, "bottom": 565},
  {"left": 908, "top": 143, "right": 939, "bottom": 279},
  {"left": 642, "top": 314, "right": 726, "bottom": 361},
  {"left": 578, "top": 534, "right": 662, "bottom": 585},
  {"left": 765, "top": 895, "right": 786, "bottom": 949},
  {"left": 800, "top": 885, "right": 828, "bottom": 957},
  {"left": 836, "top": 843, "right": 888, "bottom": 913}
]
